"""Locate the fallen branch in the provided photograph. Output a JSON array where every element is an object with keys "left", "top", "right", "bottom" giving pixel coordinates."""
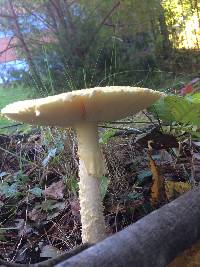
[{"left": 56, "top": 187, "right": 200, "bottom": 267}]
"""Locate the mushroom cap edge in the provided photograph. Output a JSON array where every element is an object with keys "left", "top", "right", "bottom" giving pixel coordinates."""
[{"left": 1, "top": 86, "right": 164, "bottom": 127}]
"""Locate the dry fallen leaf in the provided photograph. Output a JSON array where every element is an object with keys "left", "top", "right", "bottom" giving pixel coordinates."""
[
  {"left": 165, "top": 181, "right": 191, "bottom": 201},
  {"left": 28, "top": 207, "right": 46, "bottom": 222},
  {"left": 15, "top": 219, "right": 32, "bottom": 237},
  {"left": 167, "top": 239, "right": 200, "bottom": 267},
  {"left": 69, "top": 197, "right": 80, "bottom": 220},
  {"left": 149, "top": 155, "right": 165, "bottom": 205},
  {"left": 44, "top": 180, "right": 65, "bottom": 200}
]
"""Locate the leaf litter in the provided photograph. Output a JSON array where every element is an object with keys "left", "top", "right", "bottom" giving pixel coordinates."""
[{"left": 0, "top": 123, "right": 198, "bottom": 264}]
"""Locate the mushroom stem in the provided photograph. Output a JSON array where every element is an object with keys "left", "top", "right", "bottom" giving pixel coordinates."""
[{"left": 75, "top": 122, "right": 106, "bottom": 243}]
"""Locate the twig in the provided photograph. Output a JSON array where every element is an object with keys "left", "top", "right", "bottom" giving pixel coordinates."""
[
  {"left": 86, "top": 1, "right": 121, "bottom": 52},
  {"left": 142, "top": 111, "right": 156, "bottom": 125},
  {"left": 99, "top": 125, "right": 142, "bottom": 134},
  {"left": 106, "top": 121, "right": 155, "bottom": 124},
  {"left": 21, "top": 4, "right": 54, "bottom": 30},
  {"left": 0, "top": 147, "right": 37, "bottom": 166},
  {"left": 0, "top": 36, "right": 19, "bottom": 57}
]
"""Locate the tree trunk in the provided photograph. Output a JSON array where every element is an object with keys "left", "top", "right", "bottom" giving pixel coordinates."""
[
  {"left": 7, "top": 0, "right": 45, "bottom": 95},
  {"left": 158, "top": 2, "right": 172, "bottom": 59}
]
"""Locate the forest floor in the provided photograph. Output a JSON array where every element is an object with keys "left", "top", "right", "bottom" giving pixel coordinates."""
[
  {"left": 1, "top": 77, "right": 200, "bottom": 265},
  {"left": 0, "top": 113, "right": 195, "bottom": 265}
]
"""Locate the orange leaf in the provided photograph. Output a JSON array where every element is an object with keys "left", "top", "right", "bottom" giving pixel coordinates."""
[{"left": 149, "top": 156, "right": 165, "bottom": 206}]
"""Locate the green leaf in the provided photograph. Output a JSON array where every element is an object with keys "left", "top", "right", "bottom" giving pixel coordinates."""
[
  {"left": 40, "top": 200, "right": 57, "bottom": 211},
  {"left": 191, "top": 131, "right": 200, "bottom": 139},
  {"left": 191, "top": 92, "right": 200, "bottom": 102},
  {"left": 29, "top": 187, "right": 43, "bottom": 197},
  {"left": 17, "top": 173, "right": 30, "bottom": 183},
  {"left": 126, "top": 192, "right": 143, "bottom": 201},
  {"left": 0, "top": 182, "right": 19, "bottom": 197},
  {"left": 149, "top": 96, "right": 175, "bottom": 122},
  {"left": 66, "top": 176, "right": 79, "bottom": 195},
  {"left": 150, "top": 95, "right": 200, "bottom": 126},
  {"left": 137, "top": 170, "right": 152, "bottom": 186},
  {"left": 42, "top": 148, "right": 57, "bottom": 167},
  {"left": 0, "top": 229, "right": 6, "bottom": 241},
  {"left": 99, "top": 129, "right": 117, "bottom": 144},
  {"left": 165, "top": 96, "right": 200, "bottom": 125}
]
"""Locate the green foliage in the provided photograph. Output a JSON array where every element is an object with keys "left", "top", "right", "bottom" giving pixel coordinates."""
[
  {"left": 0, "top": 229, "right": 6, "bottom": 241},
  {"left": 0, "top": 171, "right": 42, "bottom": 199},
  {"left": 99, "top": 129, "right": 117, "bottom": 144},
  {"left": 0, "top": 0, "right": 200, "bottom": 92},
  {"left": 65, "top": 176, "right": 79, "bottom": 196},
  {"left": 0, "top": 178, "right": 43, "bottom": 198},
  {"left": 0, "top": 0, "right": 173, "bottom": 93},
  {"left": 0, "top": 172, "right": 28, "bottom": 198},
  {"left": 41, "top": 128, "right": 66, "bottom": 167},
  {"left": 149, "top": 96, "right": 175, "bottom": 123},
  {"left": 150, "top": 94, "right": 200, "bottom": 126},
  {"left": 162, "top": 0, "right": 200, "bottom": 48},
  {"left": 42, "top": 148, "right": 58, "bottom": 167},
  {"left": 0, "top": 182, "right": 19, "bottom": 198},
  {"left": 136, "top": 170, "right": 152, "bottom": 186},
  {"left": 125, "top": 191, "right": 143, "bottom": 201},
  {"left": 29, "top": 187, "right": 43, "bottom": 197},
  {"left": 39, "top": 199, "right": 58, "bottom": 212},
  {"left": 42, "top": 129, "right": 66, "bottom": 150},
  {"left": 17, "top": 173, "right": 30, "bottom": 184}
]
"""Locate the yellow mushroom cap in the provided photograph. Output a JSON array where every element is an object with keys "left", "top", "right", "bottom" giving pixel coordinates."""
[{"left": 1, "top": 86, "right": 164, "bottom": 127}]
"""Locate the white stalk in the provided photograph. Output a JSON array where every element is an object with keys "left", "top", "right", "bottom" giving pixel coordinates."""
[{"left": 75, "top": 121, "right": 106, "bottom": 243}]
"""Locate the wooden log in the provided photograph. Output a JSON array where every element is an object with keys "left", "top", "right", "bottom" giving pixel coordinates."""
[{"left": 56, "top": 186, "right": 200, "bottom": 267}]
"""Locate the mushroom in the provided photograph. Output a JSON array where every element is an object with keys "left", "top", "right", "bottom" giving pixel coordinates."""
[{"left": 1, "top": 86, "right": 163, "bottom": 244}]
